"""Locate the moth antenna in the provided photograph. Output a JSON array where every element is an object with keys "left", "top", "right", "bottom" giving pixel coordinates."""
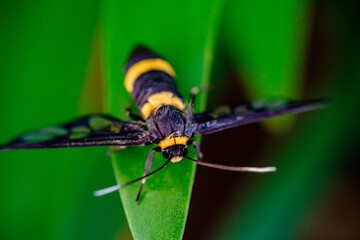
[
  {"left": 93, "top": 185, "right": 120, "bottom": 196},
  {"left": 94, "top": 158, "right": 172, "bottom": 197},
  {"left": 184, "top": 156, "right": 276, "bottom": 173}
]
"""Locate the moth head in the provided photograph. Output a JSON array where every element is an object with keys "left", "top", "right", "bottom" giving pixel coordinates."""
[{"left": 162, "top": 145, "right": 188, "bottom": 163}]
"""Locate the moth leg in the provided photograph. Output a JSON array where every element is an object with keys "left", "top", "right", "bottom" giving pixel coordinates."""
[
  {"left": 125, "top": 105, "right": 145, "bottom": 122},
  {"left": 107, "top": 146, "right": 127, "bottom": 156},
  {"left": 136, "top": 147, "right": 161, "bottom": 202},
  {"left": 190, "top": 84, "right": 211, "bottom": 108},
  {"left": 187, "top": 140, "right": 203, "bottom": 160}
]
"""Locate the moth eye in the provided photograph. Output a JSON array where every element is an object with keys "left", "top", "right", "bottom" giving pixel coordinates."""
[
  {"left": 162, "top": 151, "right": 170, "bottom": 159},
  {"left": 182, "top": 148, "right": 188, "bottom": 156}
]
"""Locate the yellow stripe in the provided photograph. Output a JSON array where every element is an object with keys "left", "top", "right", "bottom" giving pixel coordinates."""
[
  {"left": 124, "top": 58, "right": 176, "bottom": 93},
  {"left": 158, "top": 136, "right": 189, "bottom": 149},
  {"left": 141, "top": 91, "right": 184, "bottom": 119}
]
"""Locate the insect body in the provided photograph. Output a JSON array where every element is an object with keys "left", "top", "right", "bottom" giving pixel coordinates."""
[
  {"left": 0, "top": 46, "right": 325, "bottom": 201},
  {"left": 124, "top": 46, "right": 192, "bottom": 163}
]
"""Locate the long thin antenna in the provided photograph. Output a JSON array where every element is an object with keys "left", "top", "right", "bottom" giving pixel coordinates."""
[
  {"left": 184, "top": 155, "right": 276, "bottom": 173},
  {"left": 94, "top": 158, "right": 172, "bottom": 197}
]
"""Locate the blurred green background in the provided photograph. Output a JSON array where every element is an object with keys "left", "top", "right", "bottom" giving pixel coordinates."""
[{"left": 0, "top": 0, "right": 359, "bottom": 239}]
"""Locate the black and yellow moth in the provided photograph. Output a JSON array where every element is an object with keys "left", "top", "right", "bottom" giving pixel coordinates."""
[{"left": 0, "top": 46, "right": 325, "bottom": 201}]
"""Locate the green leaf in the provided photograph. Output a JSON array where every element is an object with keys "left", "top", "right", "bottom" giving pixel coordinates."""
[
  {"left": 221, "top": 0, "right": 312, "bottom": 132},
  {"left": 0, "top": 1, "right": 127, "bottom": 239},
  {"left": 214, "top": 2, "right": 360, "bottom": 239},
  {"left": 214, "top": 55, "right": 360, "bottom": 239},
  {"left": 101, "top": 0, "right": 223, "bottom": 239}
]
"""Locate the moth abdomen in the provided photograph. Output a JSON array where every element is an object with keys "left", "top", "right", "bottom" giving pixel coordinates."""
[{"left": 124, "top": 46, "right": 185, "bottom": 119}]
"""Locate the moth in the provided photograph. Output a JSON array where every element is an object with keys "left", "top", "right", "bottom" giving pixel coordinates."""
[{"left": 0, "top": 46, "right": 325, "bottom": 201}]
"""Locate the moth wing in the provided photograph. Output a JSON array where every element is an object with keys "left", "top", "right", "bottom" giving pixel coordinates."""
[
  {"left": 0, "top": 114, "right": 149, "bottom": 151},
  {"left": 194, "top": 99, "right": 326, "bottom": 134}
]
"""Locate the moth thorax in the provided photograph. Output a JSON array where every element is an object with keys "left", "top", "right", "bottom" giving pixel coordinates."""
[{"left": 158, "top": 136, "right": 188, "bottom": 149}]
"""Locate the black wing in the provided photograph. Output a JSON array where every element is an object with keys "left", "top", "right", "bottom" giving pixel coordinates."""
[
  {"left": 0, "top": 114, "right": 150, "bottom": 151},
  {"left": 194, "top": 99, "right": 326, "bottom": 134}
]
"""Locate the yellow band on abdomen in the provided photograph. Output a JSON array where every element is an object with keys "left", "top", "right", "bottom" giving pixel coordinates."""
[
  {"left": 158, "top": 136, "right": 189, "bottom": 149},
  {"left": 141, "top": 91, "right": 185, "bottom": 119},
  {"left": 124, "top": 58, "right": 176, "bottom": 93}
]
